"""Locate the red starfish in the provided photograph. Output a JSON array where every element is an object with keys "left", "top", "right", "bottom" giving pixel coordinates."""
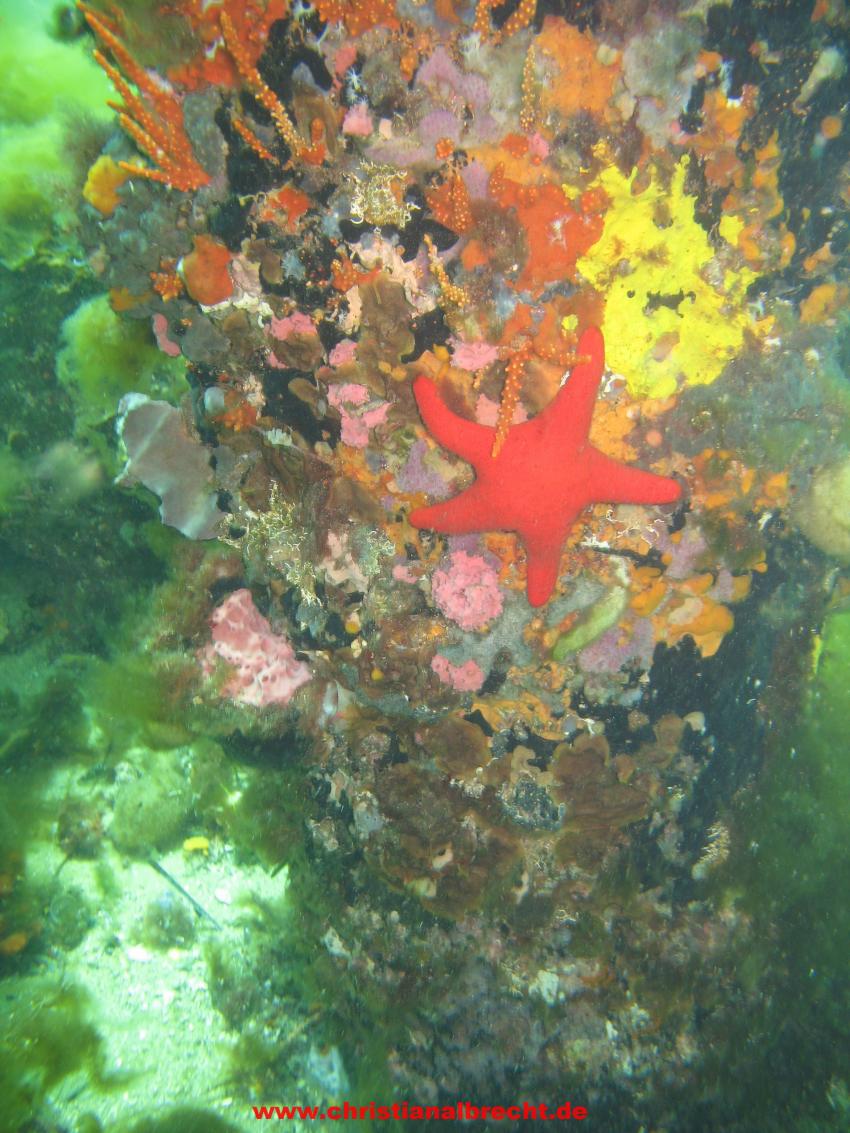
[{"left": 409, "top": 327, "right": 682, "bottom": 607}]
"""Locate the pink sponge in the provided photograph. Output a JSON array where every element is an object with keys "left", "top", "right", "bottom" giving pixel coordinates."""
[
  {"left": 431, "top": 551, "right": 503, "bottom": 632},
  {"left": 202, "top": 589, "right": 311, "bottom": 707}
]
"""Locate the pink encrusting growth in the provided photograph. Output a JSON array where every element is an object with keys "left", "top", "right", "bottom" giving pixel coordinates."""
[
  {"left": 269, "top": 311, "right": 317, "bottom": 340},
  {"left": 450, "top": 338, "right": 500, "bottom": 372},
  {"left": 327, "top": 383, "right": 391, "bottom": 447},
  {"left": 201, "top": 588, "right": 311, "bottom": 706},
  {"left": 343, "top": 103, "right": 374, "bottom": 136},
  {"left": 152, "top": 313, "right": 181, "bottom": 357},
  {"left": 431, "top": 551, "right": 503, "bottom": 632},
  {"left": 328, "top": 339, "right": 357, "bottom": 367},
  {"left": 431, "top": 654, "right": 485, "bottom": 692}
]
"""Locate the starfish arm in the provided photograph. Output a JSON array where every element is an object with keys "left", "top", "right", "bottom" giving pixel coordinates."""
[
  {"left": 586, "top": 448, "right": 682, "bottom": 507},
  {"left": 409, "top": 482, "right": 496, "bottom": 534},
  {"left": 542, "top": 327, "right": 605, "bottom": 447},
  {"left": 523, "top": 525, "right": 575, "bottom": 607},
  {"left": 413, "top": 377, "right": 494, "bottom": 467}
]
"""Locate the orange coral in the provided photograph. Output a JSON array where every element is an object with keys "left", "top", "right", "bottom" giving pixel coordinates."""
[
  {"left": 78, "top": 2, "right": 211, "bottom": 192},
  {"left": 168, "top": 0, "right": 288, "bottom": 88},
  {"left": 492, "top": 340, "right": 532, "bottom": 457},
  {"left": 424, "top": 234, "right": 468, "bottom": 307},
  {"left": 150, "top": 260, "right": 184, "bottom": 301},
  {"left": 474, "top": 0, "right": 536, "bottom": 42},
  {"left": 232, "top": 115, "right": 278, "bottom": 164},
  {"left": 473, "top": 0, "right": 497, "bottom": 37},
  {"left": 435, "top": 137, "right": 455, "bottom": 161},
  {"left": 315, "top": 0, "right": 399, "bottom": 36},
  {"left": 331, "top": 253, "right": 380, "bottom": 292},
  {"left": 520, "top": 44, "right": 537, "bottom": 132},
  {"left": 181, "top": 234, "right": 234, "bottom": 305},
  {"left": 530, "top": 303, "right": 579, "bottom": 367},
  {"left": 219, "top": 9, "right": 324, "bottom": 164},
  {"left": 499, "top": 0, "right": 536, "bottom": 41},
  {"left": 216, "top": 0, "right": 289, "bottom": 66},
  {"left": 425, "top": 172, "right": 473, "bottom": 235}
]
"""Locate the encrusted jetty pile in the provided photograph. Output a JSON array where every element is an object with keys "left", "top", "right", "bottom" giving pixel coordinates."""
[{"left": 60, "top": 0, "right": 850, "bottom": 1118}]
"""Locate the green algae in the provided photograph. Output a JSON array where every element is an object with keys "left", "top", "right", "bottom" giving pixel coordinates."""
[
  {"left": 57, "top": 295, "right": 187, "bottom": 436},
  {"left": 0, "top": 1, "right": 111, "bottom": 268},
  {"left": 86, "top": 653, "right": 195, "bottom": 750},
  {"left": 0, "top": 979, "right": 118, "bottom": 1130},
  {"left": 111, "top": 750, "right": 193, "bottom": 856},
  {"left": 709, "top": 599, "right": 850, "bottom": 1126},
  {"left": 743, "top": 601, "right": 850, "bottom": 962}
]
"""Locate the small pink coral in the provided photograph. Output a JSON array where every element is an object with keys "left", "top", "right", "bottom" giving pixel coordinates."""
[
  {"left": 152, "top": 313, "right": 181, "bottom": 357},
  {"left": 450, "top": 338, "right": 499, "bottom": 372},
  {"left": 431, "top": 654, "right": 485, "bottom": 692},
  {"left": 328, "top": 339, "right": 357, "bottom": 367},
  {"left": 328, "top": 382, "right": 369, "bottom": 408},
  {"left": 431, "top": 551, "right": 503, "bottom": 632},
  {"left": 201, "top": 589, "right": 310, "bottom": 707},
  {"left": 269, "top": 311, "right": 316, "bottom": 340},
  {"left": 393, "top": 562, "right": 418, "bottom": 583},
  {"left": 334, "top": 42, "right": 358, "bottom": 76},
  {"left": 528, "top": 132, "right": 550, "bottom": 160},
  {"left": 343, "top": 103, "right": 373, "bottom": 136},
  {"left": 327, "top": 383, "right": 390, "bottom": 448}
]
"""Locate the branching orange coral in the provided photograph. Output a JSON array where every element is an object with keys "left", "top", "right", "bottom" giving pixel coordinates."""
[
  {"left": 232, "top": 115, "right": 278, "bottom": 164},
  {"left": 315, "top": 0, "right": 399, "bottom": 37},
  {"left": 492, "top": 340, "right": 532, "bottom": 457},
  {"left": 78, "top": 2, "right": 211, "bottom": 192},
  {"left": 167, "top": 0, "right": 288, "bottom": 89},
  {"left": 425, "top": 172, "right": 473, "bottom": 234},
  {"left": 424, "top": 234, "right": 468, "bottom": 307},
  {"left": 474, "top": 0, "right": 536, "bottom": 42},
  {"left": 219, "top": 9, "right": 324, "bottom": 165}
]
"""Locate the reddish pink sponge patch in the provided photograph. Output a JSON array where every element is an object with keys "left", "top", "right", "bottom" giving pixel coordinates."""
[{"left": 201, "top": 589, "right": 311, "bottom": 707}]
